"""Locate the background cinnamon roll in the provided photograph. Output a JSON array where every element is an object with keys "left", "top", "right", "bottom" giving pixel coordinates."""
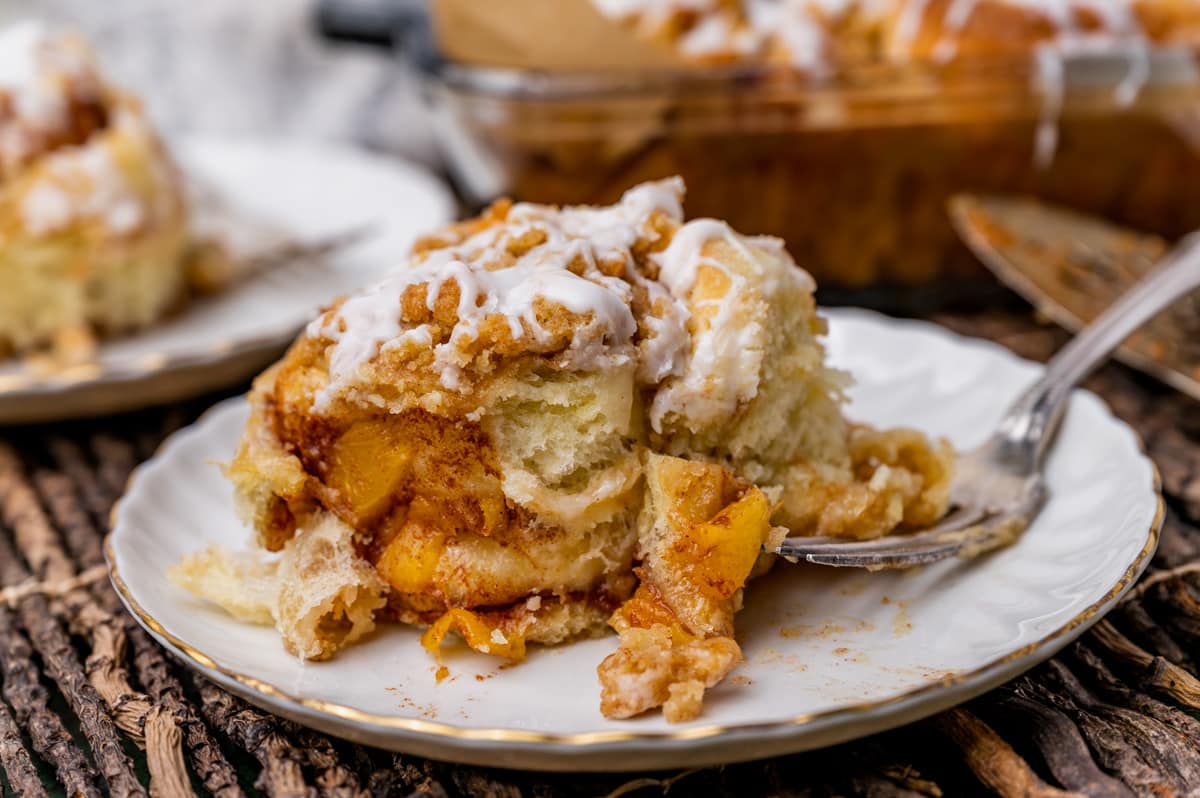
[{"left": 0, "top": 21, "right": 188, "bottom": 359}]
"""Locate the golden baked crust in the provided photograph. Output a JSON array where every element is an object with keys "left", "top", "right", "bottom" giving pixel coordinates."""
[
  {"left": 587, "top": 0, "right": 1200, "bottom": 67},
  {"left": 174, "top": 177, "right": 953, "bottom": 720},
  {"left": 172, "top": 513, "right": 387, "bottom": 660},
  {"left": 881, "top": 0, "right": 1200, "bottom": 60},
  {"left": 0, "top": 22, "right": 188, "bottom": 358}
]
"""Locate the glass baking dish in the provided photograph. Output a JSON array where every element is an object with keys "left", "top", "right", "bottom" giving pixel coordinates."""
[
  {"left": 316, "top": 2, "right": 1200, "bottom": 295},
  {"left": 422, "top": 50, "right": 1200, "bottom": 295}
]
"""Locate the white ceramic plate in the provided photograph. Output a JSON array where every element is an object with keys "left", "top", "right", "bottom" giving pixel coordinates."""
[
  {"left": 107, "top": 309, "right": 1161, "bottom": 772},
  {"left": 0, "top": 137, "right": 454, "bottom": 424}
]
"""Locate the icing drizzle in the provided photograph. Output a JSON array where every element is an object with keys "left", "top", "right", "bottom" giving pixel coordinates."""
[
  {"left": 19, "top": 110, "right": 158, "bottom": 236},
  {"left": 310, "top": 178, "right": 694, "bottom": 406},
  {"left": 307, "top": 177, "right": 816, "bottom": 420},
  {"left": 0, "top": 21, "right": 102, "bottom": 176},
  {"left": 650, "top": 219, "right": 813, "bottom": 431},
  {"left": 590, "top": 0, "right": 1168, "bottom": 71}
]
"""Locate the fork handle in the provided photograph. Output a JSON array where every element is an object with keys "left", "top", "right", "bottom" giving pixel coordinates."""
[{"left": 992, "top": 231, "right": 1200, "bottom": 471}]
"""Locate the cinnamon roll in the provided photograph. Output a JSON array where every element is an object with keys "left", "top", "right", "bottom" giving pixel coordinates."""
[
  {"left": 172, "top": 177, "right": 952, "bottom": 720},
  {"left": 0, "top": 22, "right": 187, "bottom": 359}
]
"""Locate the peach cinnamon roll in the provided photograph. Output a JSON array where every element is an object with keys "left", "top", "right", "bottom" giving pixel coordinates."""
[{"left": 173, "top": 177, "right": 951, "bottom": 720}]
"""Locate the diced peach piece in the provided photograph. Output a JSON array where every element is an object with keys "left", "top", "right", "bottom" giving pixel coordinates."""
[
  {"left": 325, "top": 420, "right": 414, "bottom": 524},
  {"left": 667, "top": 487, "right": 771, "bottom": 601},
  {"left": 375, "top": 519, "right": 445, "bottom": 595},
  {"left": 647, "top": 454, "right": 737, "bottom": 531},
  {"left": 420, "top": 608, "right": 527, "bottom": 664},
  {"left": 609, "top": 583, "right": 687, "bottom": 640}
]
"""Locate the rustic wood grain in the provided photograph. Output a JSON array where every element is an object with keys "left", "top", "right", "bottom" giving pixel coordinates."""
[
  {"left": 0, "top": 531, "right": 147, "bottom": 798},
  {"left": 931, "top": 708, "right": 1084, "bottom": 798},
  {"left": 0, "top": 641, "right": 52, "bottom": 798},
  {"left": 47, "top": 432, "right": 257, "bottom": 798},
  {"left": 1089, "top": 621, "right": 1200, "bottom": 711},
  {"left": 0, "top": 444, "right": 154, "bottom": 746},
  {"left": 0, "top": 600, "right": 101, "bottom": 798},
  {"left": 980, "top": 691, "right": 1133, "bottom": 798},
  {"left": 32, "top": 463, "right": 247, "bottom": 798},
  {"left": 1068, "top": 642, "right": 1200, "bottom": 743},
  {"left": 192, "top": 676, "right": 315, "bottom": 798}
]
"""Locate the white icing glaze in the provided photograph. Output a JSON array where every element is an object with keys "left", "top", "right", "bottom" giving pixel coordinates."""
[
  {"left": 309, "top": 176, "right": 831, "bottom": 449},
  {"left": 19, "top": 110, "right": 156, "bottom": 236},
  {"left": 680, "top": 14, "right": 753, "bottom": 57},
  {"left": 637, "top": 278, "right": 691, "bottom": 385},
  {"left": 892, "top": 0, "right": 933, "bottom": 52},
  {"left": 1026, "top": 37, "right": 1145, "bottom": 170},
  {"left": 592, "top": 0, "right": 717, "bottom": 23},
  {"left": 775, "top": 10, "right": 833, "bottom": 71},
  {"left": 656, "top": 218, "right": 737, "bottom": 296},
  {"left": 310, "top": 178, "right": 695, "bottom": 408},
  {"left": 648, "top": 217, "right": 814, "bottom": 433},
  {"left": 929, "top": 0, "right": 1144, "bottom": 61},
  {"left": 521, "top": 175, "right": 684, "bottom": 251},
  {"left": 743, "top": 1, "right": 832, "bottom": 70},
  {"left": 591, "top": 0, "right": 849, "bottom": 66},
  {"left": 1033, "top": 43, "right": 1066, "bottom": 168},
  {"left": 20, "top": 180, "right": 72, "bottom": 231},
  {"left": 0, "top": 21, "right": 100, "bottom": 172},
  {"left": 0, "top": 22, "right": 47, "bottom": 92},
  {"left": 590, "top": 0, "right": 1161, "bottom": 74},
  {"left": 1109, "top": 38, "right": 1151, "bottom": 107},
  {"left": 590, "top": 0, "right": 1162, "bottom": 171}
]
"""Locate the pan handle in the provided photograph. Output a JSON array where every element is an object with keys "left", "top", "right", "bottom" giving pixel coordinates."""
[{"left": 314, "top": 0, "right": 426, "bottom": 49}]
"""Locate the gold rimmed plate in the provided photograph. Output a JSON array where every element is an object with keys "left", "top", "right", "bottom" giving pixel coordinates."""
[
  {"left": 0, "top": 137, "right": 454, "bottom": 424},
  {"left": 107, "top": 310, "right": 1160, "bottom": 771}
]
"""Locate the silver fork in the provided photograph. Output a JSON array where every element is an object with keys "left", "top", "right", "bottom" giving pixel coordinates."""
[{"left": 772, "top": 232, "right": 1200, "bottom": 570}]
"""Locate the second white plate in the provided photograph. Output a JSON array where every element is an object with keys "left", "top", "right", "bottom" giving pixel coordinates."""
[
  {"left": 0, "top": 137, "right": 454, "bottom": 423},
  {"left": 108, "top": 309, "right": 1161, "bottom": 771}
]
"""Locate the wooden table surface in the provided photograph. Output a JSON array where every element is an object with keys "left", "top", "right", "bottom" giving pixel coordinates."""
[{"left": 0, "top": 309, "right": 1198, "bottom": 798}]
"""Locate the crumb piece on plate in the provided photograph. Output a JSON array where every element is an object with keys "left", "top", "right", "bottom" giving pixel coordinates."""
[
  {"left": 598, "top": 625, "right": 741, "bottom": 722},
  {"left": 599, "top": 455, "right": 770, "bottom": 721}
]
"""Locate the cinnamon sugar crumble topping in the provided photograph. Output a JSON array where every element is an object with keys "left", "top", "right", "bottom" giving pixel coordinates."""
[
  {"left": 305, "top": 176, "right": 811, "bottom": 414},
  {"left": 307, "top": 178, "right": 689, "bottom": 405},
  {"left": 0, "top": 22, "right": 175, "bottom": 239},
  {"left": 0, "top": 21, "right": 105, "bottom": 181}
]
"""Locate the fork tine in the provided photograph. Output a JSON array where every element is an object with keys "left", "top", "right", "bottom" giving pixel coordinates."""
[
  {"left": 770, "top": 505, "right": 986, "bottom": 558},
  {"left": 801, "top": 539, "right": 968, "bottom": 569},
  {"left": 771, "top": 505, "right": 991, "bottom": 569},
  {"left": 786, "top": 512, "right": 1028, "bottom": 570}
]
